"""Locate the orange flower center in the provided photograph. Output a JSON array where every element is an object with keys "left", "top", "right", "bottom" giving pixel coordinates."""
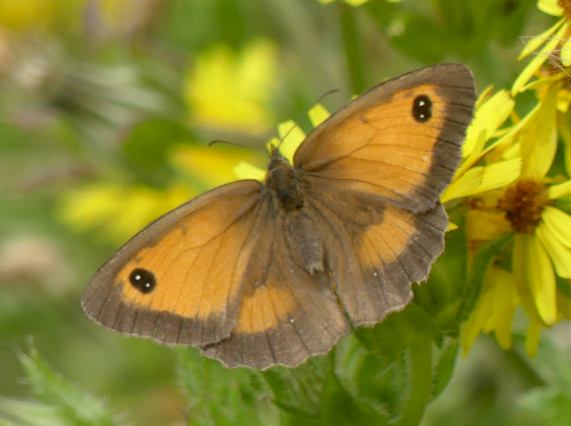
[
  {"left": 560, "top": 0, "right": 571, "bottom": 20},
  {"left": 497, "top": 179, "right": 548, "bottom": 234}
]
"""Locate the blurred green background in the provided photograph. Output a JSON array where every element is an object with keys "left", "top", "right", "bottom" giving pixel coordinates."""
[{"left": 0, "top": 0, "right": 569, "bottom": 425}]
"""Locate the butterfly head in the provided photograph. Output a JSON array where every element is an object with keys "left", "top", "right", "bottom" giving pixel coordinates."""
[{"left": 265, "top": 145, "right": 304, "bottom": 211}]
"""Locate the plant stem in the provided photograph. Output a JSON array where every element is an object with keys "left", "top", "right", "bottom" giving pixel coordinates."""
[{"left": 395, "top": 338, "right": 433, "bottom": 426}]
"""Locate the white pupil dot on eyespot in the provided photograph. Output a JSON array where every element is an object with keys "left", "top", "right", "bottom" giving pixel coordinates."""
[{"left": 373, "top": 271, "right": 378, "bottom": 277}]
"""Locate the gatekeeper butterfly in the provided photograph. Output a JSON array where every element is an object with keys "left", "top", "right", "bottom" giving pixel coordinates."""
[{"left": 83, "top": 64, "right": 476, "bottom": 369}]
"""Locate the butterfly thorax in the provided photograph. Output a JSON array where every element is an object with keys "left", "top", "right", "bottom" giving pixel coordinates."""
[{"left": 265, "top": 149, "right": 304, "bottom": 211}]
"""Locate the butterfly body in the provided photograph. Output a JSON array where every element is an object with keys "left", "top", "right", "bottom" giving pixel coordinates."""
[
  {"left": 83, "top": 64, "right": 476, "bottom": 369},
  {"left": 265, "top": 148, "right": 306, "bottom": 212}
]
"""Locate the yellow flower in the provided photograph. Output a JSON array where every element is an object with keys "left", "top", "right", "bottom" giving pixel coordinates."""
[
  {"left": 184, "top": 40, "right": 277, "bottom": 135},
  {"left": 442, "top": 89, "right": 521, "bottom": 203},
  {"left": 233, "top": 103, "right": 331, "bottom": 180},
  {"left": 58, "top": 183, "right": 191, "bottom": 245},
  {"left": 0, "top": 0, "right": 55, "bottom": 31},
  {"left": 59, "top": 141, "right": 264, "bottom": 244},
  {"left": 462, "top": 79, "right": 571, "bottom": 355},
  {"left": 461, "top": 265, "right": 519, "bottom": 353},
  {"left": 513, "top": 0, "right": 571, "bottom": 93}
]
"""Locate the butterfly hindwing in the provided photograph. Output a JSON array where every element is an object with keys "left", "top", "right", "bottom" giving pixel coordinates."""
[
  {"left": 202, "top": 205, "right": 349, "bottom": 369},
  {"left": 307, "top": 186, "right": 448, "bottom": 325}
]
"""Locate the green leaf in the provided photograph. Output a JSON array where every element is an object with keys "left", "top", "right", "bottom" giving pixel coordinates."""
[
  {"left": 176, "top": 349, "right": 276, "bottom": 426},
  {"left": 18, "top": 346, "right": 119, "bottom": 426},
  {"left": 122, "top": 118, "right": 193, "bottom": 186},
  {"left": 0, "top": 397, "right": 63, "bottom": 426},
  {"left": 263, "top": 356, "right": 328, "bottom": 423},
  {"left": 321, "top": 364, "right": 389, "bottom": 426},
  {"left": 518, "top": 388, "right": 571, "bottom": 426},
  {"left": 392, "top": 338, "right": 433, "bottom": 426},
  {"left": 354, "top": 303, "right": 439, "bottom": 359},
  {"left": 431, "top": 339, "right": 459, "bottom": 399},
  {"left": 414, "top": 215, "right": 468, "bottom": 332}
]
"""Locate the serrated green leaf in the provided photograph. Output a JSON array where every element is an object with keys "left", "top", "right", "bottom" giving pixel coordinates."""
[
  {"left": 176, "top": 349, "right": 275, "bottom": 426},
  {"left": 18, "top": 346, "right": 119, "bottom": 426},
  {"left": 263, "top": 356, "right": 328, "bottom": 421},
  {"left": 321, "top": 365, "right": 389, "bottom": 426}
]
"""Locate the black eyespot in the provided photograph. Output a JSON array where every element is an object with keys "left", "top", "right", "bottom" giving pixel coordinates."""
[
  {"left": 129, "top": 268, "right": 156, "bottom": 294},
  {"left": 412, "top": 95, "right": 432, "bottom": 123}
]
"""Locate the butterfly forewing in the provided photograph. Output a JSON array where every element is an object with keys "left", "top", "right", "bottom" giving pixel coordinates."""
[
  {"left": 82, "top": 180, "right": 265, "bottom": 346},
  {"left": 294, "top": 64, "right": 476, "bottom": 213}
]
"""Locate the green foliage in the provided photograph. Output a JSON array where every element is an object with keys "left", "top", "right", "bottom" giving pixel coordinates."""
[
  {"left": 176, "top": 350, "right": 275, "bottom": 425},
  {"left": 1, "top": 346, "right": 121, "bottom": 426}
]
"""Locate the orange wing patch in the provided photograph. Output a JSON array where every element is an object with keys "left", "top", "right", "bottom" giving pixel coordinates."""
[
  {"left": 358, "top": 206, "right": 417, "bottom": 268},
  {"left": 116, "top": 210, "right": 257, "bottom": 319},
  {"left": 233, "top": 283, "right": 297, "bottom": 334}
]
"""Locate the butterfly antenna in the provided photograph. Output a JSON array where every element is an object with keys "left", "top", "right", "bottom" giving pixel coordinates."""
[
  {"left": 276, "top": 88, "right": 340, "bottom": 150},
  {"left": 208, "top": 139, "right": 259, "bottom": 151}
]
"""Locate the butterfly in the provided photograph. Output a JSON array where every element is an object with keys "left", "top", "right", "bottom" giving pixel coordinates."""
[{"left": 82, "top": 64, "right": 476, "bottom": 369}]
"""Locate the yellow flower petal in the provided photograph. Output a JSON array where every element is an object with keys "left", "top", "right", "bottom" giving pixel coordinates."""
[
  {"left": 513, "top": 235, "right": 543, "bottom": 318},
  {"left": 463, "top": 90, "right": 514, "bottom": 158},
  {"left": 561, "top": 37, "right": 571, "bottom": 66},
  {"left": 171, "top": 145, "right": 260, "bottom": 188},
  {"left": 466, "top": 210, "right": 510, "bottom": 243},
  {"left": 0, "top": 0, "right": 55, "bottom": 30},
  {"left": 277, "top": 121, "right": 306, "bottom": 163},
  {"left": 233, "top": 161, "right": 266, "bottom": 181},
  {"left": 542, "top": 206, "right": 571, "bottom": 247},
  {"left": 308, "top": 103, "right": 331, "bottom": 127},
  {"left": 525, "top": 318, "right": 542, "bottom": 356},
  {"left": 59, "top": 183, "right": 191, "bottom": 244},
  {"left": 345, "top": 0, "right": 370, "bottom": 6},
  {"left": 518, "top": 18, "right": 566, "bottom": 59},
  {"left": 526, "top": 235, "right": 557, "bottom": 324},
  {"left": 537, "top": 0, "right": 564, "bottom": 16},
  {"left": 447, "top": 221, "right": 458, "bottom": 231},
  {"left": 59, "top": 185, "right": 123, "bottom": 232},
  {"left": 185, "top": 40, "right": 277, "bottom": 134},
  {"left": 548, "top": 181, "right": 571, "bottom": 199},
  {"left": 562, "top": 118, "right": 571, "bottom": 175},
  {"left": 536, "top": 223, "right": 571, "bottom": 278},
  {"left": 512, "top": 23, "right": 568, "bottom": 94},
  {"left": 442, "top": 159, "right": 521, "bottom": 202},
  {"left": 489, "top": 267, "right": 517, "bottom": 349},
  {"left": 520, "top": 84, "right": 558, "bottom": 179},
  {"left": 461, "top": 278, "right": 495, "bottom": 354}
]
